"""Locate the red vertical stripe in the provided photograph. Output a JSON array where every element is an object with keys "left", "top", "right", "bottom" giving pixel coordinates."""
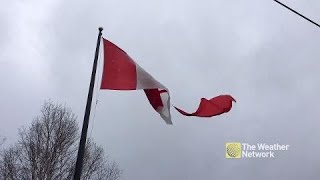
[
  {"left": 100, "top": 38, "right": 137, "bottom": 90},
  {"left": 174, "top": 95, "right": 236, "bottom": 117}
]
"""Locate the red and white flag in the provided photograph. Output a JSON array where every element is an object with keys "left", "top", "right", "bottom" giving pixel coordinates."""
[{"left": 100, "top": 38, "right": 235, "bottom": 124}]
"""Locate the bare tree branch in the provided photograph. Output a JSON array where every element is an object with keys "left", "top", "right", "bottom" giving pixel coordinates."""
[{"left": 0, "top": 101, "right": 122, "bottom": 180}]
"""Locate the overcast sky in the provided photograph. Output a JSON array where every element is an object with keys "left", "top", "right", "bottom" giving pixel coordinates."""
[{"left": 1, "top": 0, "right": 320, "bottom": 179}]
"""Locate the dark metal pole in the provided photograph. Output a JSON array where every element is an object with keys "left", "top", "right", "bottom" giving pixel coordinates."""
[{"left": 73, "top": 27, "right": 103, "bottom": 180}]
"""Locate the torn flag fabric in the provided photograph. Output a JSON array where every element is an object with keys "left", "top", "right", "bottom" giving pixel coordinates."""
[{"left": 100, "top": 38, "right": 235, "bottom": 124}]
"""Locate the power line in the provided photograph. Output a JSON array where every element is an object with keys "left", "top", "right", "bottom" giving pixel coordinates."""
[{"left": 273, "top": 0, "right": 320, "bottom": 29}]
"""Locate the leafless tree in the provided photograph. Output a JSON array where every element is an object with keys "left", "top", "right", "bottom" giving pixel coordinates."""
[{"left": 0, "top": 101, "right": 122, "bottom": 180}]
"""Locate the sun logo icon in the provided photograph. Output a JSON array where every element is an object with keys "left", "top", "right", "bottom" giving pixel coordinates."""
[{"left": 226, "top": 143, "right": 242, "bottom": 158}]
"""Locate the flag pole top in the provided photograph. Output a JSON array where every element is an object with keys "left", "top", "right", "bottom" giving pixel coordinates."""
[{"left": 99, "top": 27, "right": 103, "bottom": 32}]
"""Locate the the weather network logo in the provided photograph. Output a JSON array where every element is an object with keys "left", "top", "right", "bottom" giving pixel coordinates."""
[
  {"left": 226, "top": 142, "right": 242, "bottom": 158},
  {"left": 225, "top": 142, "right": 290, "bottom": 159}
]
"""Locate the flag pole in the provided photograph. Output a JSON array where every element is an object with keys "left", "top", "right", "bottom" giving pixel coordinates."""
[{"left": 73, "top": 27, "right": 103, "bottom": 180}]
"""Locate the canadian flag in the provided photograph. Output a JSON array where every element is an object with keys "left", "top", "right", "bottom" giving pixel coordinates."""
[{"left": 100, "top": 38, "right": 235, "bottom": 124}]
